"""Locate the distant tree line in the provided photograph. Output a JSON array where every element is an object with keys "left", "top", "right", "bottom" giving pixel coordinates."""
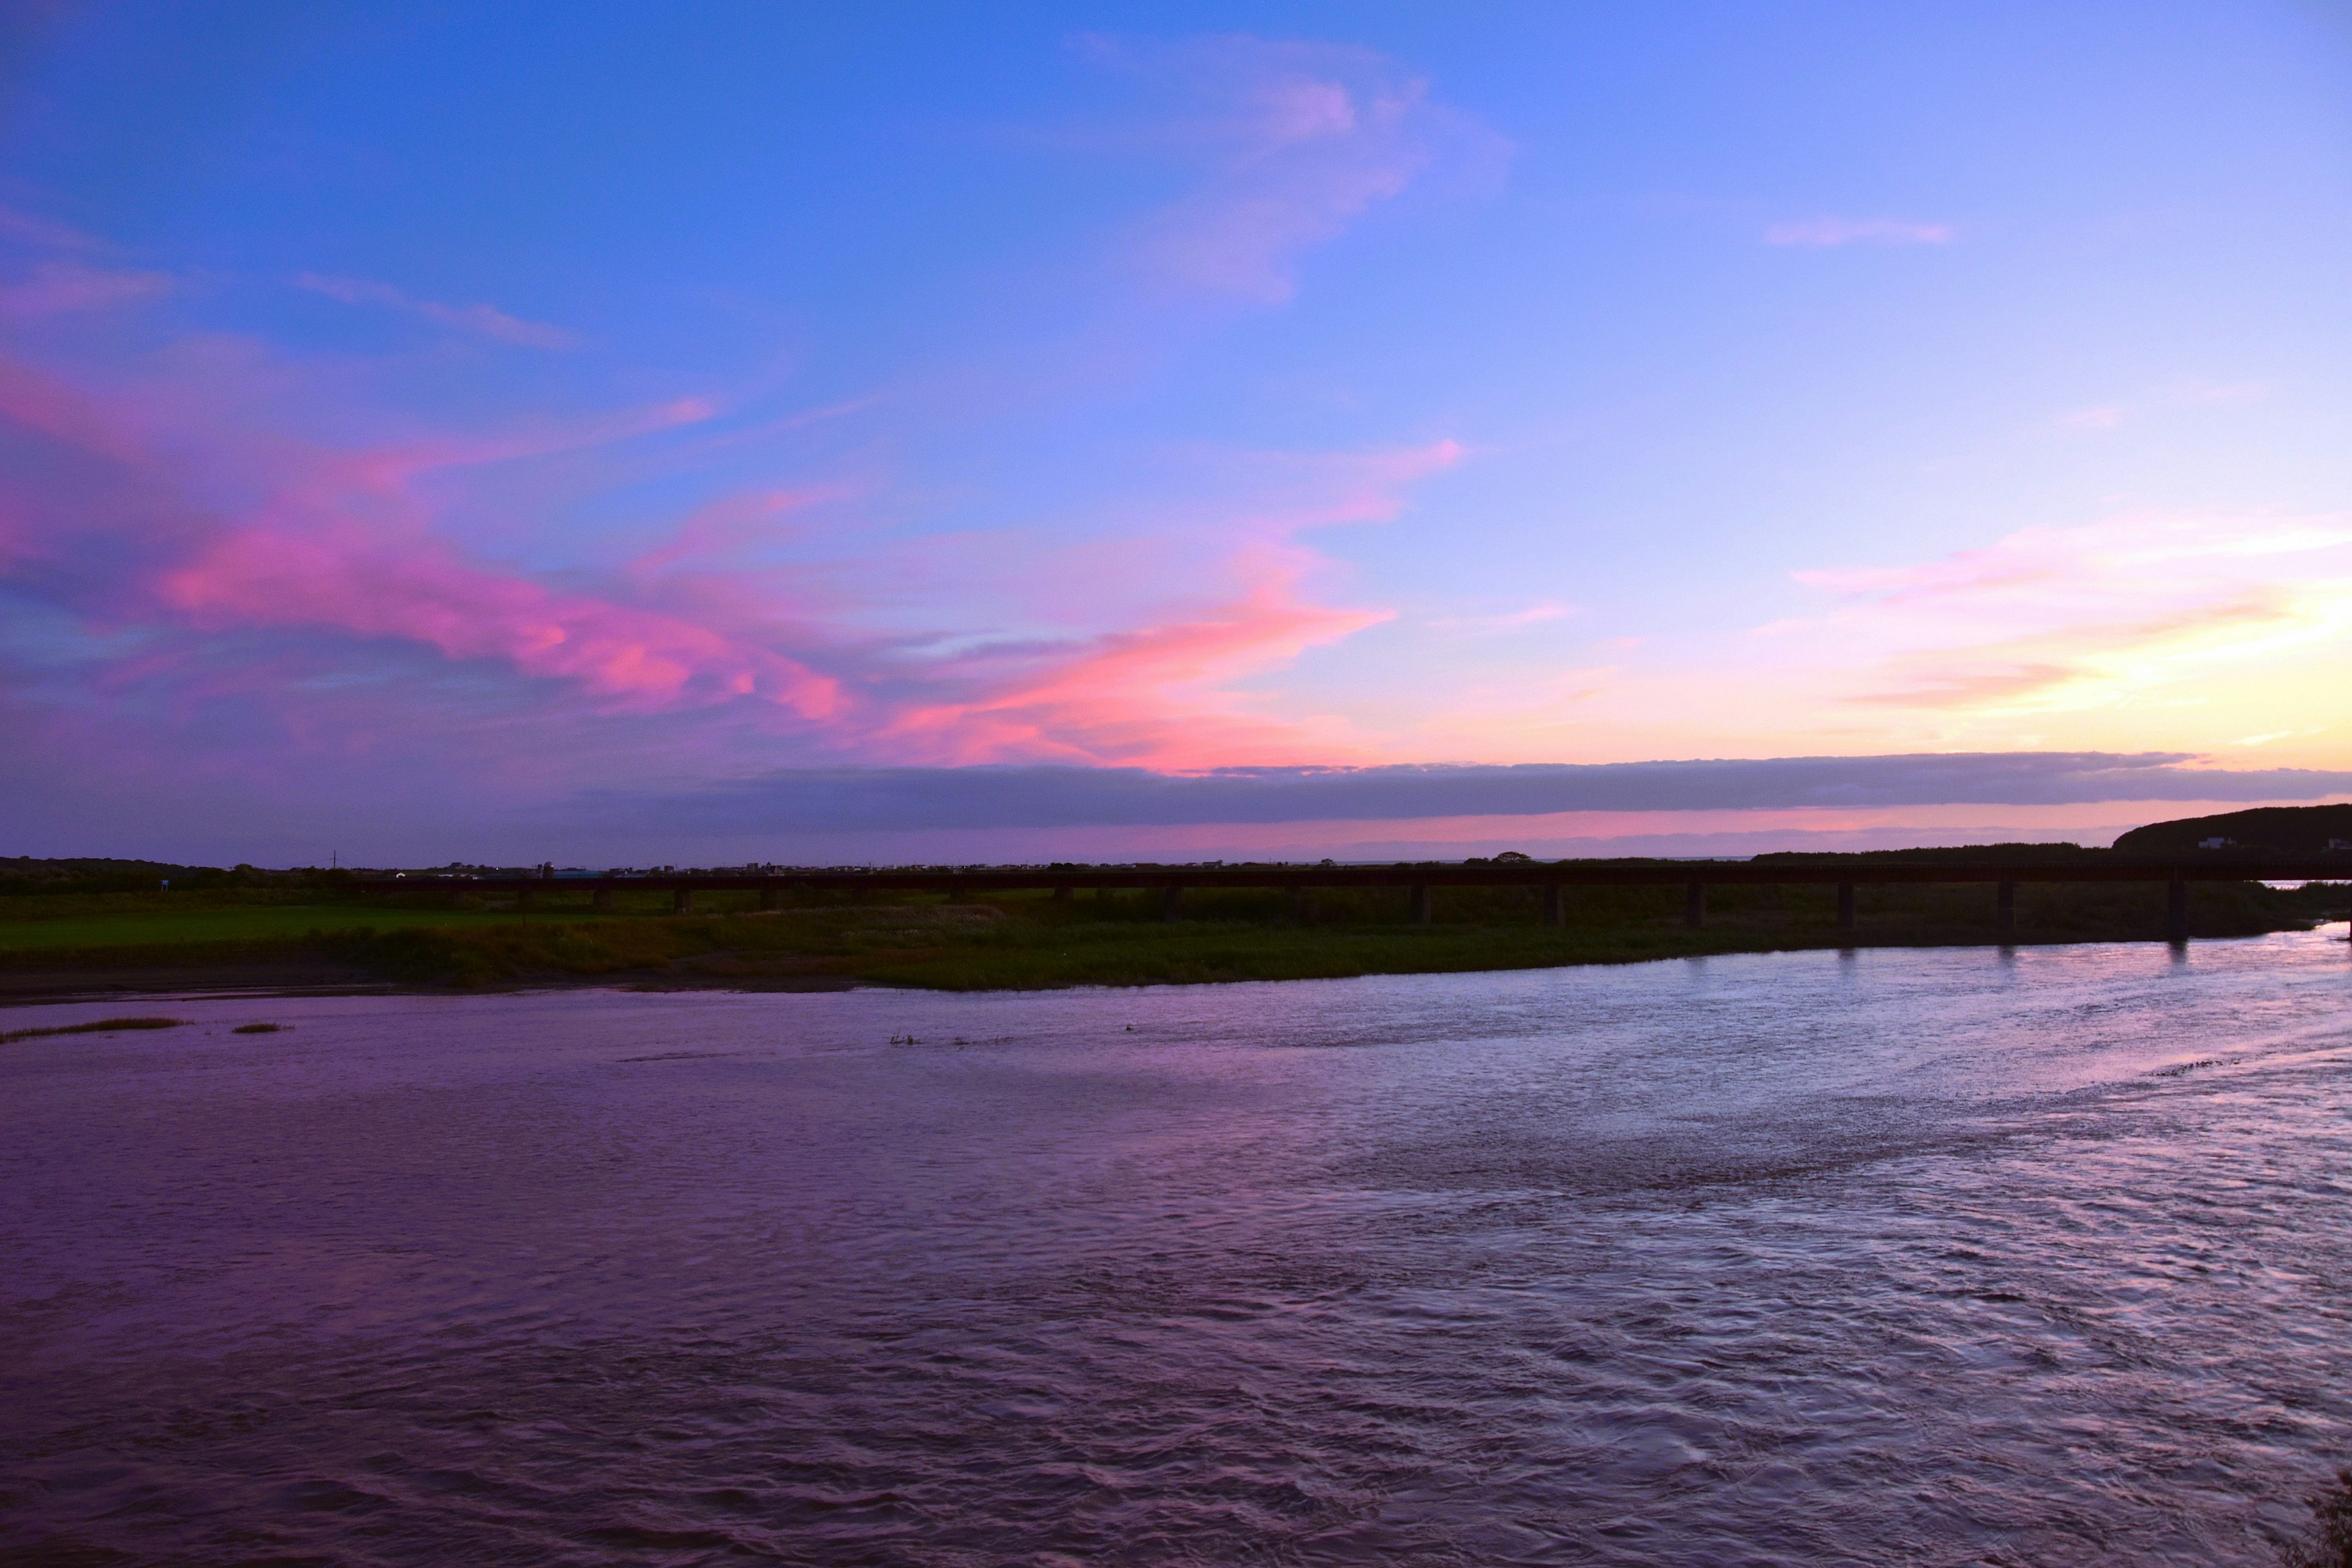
[{"left": 0, "top": 858, "right": 354, "bottom": 897}]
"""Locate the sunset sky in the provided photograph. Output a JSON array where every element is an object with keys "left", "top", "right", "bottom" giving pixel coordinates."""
[{"left": 4, "top": 3, "right": 2350, "bottom": 865}]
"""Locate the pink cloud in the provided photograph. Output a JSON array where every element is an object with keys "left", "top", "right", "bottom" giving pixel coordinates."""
[
  {"left": 2052, "top": 379, "right": 2267, "bottom": 435},
  {"left": 297, "top": 272, "right": 580, "bottom": 349},
  {"left": 0, "top": 340, "right": 1464, "bottom": 771},
  {"left": 0, "top": 357, "right": 154, "bottom": 462},
  {"left": 628, "top": 489, "right": 833, "bottom": 577},
  {"left": 0, "top": 355, "right": 834, "bottom": 720},
  {"left": 1764, "top": 217, "right": 1954, "bottom": 247},
  {"left": 1793, "top": 554, "right": 2062, "bottom": 606},
  {"left": 1796, "top": 516, "right": 2352, "bottom": 608},
  {"left": 1844, "top": 661, "right": 2081, "bottom": 709},
  {"left": 878, "top": 554, "right": 1390, "bottom": 768},
  {"left": 0, "top": 260, "right": 175, "bottom": 316},
  {"left": 728, "top": 437, "right": 1456, "bottom": 764},
  {"left": 1789, "top": 514, "right": 2352, "bottom": 715},
  {"left": 1095, "top": 37, "right": 1504, "bottom": 303},
  {"left": 152, "top": 521, "right": 839, "bottom": 715},
  {"left": 1845, "top": 590, "right": 2305, "bottom": 710},
  {"left": 1086, "top": 437, "right": 1461, "bottom": 548}
]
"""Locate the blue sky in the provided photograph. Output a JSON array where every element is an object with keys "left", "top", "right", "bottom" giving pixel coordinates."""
[{"left": 3, "top": 3, "right": 2349, "bottom": 863}]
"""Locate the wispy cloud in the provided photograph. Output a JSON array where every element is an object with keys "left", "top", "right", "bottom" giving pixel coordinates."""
[
  {"left": 875, "top": 548, "right": 1392, "bottom": 768},
  {"left": 1791, "top": 514, "right": 2352, "bottom": 717},
  {"left": 0, "top": 203, "right": 110, "bottom": 253},
  {"left": 1796, "top": 516, "right": 2352, "bottom": 603},
  {"left": 0, "top": 353, "right": 832, "bottom": 720},
  {"left": 296, "top": 272, "right": 581, "bottom": 349},
  {"left": 153, "top": 518, "right": 842, "bottom": 717},
  {"left": 1764, "top": 217, "right": 1954, "bottom": 247},
  {"left": 1088, "top": 36, "right": 1506, "bottom": 303},
  {"left": 2052, "top": 376, "right": 2268, "bottom": 435},
  {"left": 824, "top": 439, "right": 1463, "bottom": 768},
  {"left": 627, "top": 489, "right": 833, "bottom": 578},
  {"left": 0, "top": 259, "right": 174, "bottom": 316},
  {"left": 2057, "top": 404, "right": 2125, "bottom": 432},
  {"left": 0, "top": 341, "right": 1458, "bottom": 772}
]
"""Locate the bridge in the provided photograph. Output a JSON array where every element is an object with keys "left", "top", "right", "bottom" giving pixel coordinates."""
[{"left": 356, "top": 857, "right": 2352, "bottom": 946}]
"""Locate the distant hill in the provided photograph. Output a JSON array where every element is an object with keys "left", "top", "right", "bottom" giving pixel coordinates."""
[{"left": 2111, "top": 804, "right": 2352, "bottom": 856}]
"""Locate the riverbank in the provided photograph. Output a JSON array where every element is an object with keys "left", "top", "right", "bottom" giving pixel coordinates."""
[{"left": 1, "top": 876, "right": 2343, "bottom": 1002}]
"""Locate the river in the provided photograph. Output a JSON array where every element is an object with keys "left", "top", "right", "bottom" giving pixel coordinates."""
[{"left": 4, "top": 929, "right": 2350, "bottom": 1565}]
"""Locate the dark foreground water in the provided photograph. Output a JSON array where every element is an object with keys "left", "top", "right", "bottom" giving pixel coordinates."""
[{"left": 4, "top": 932, "right": 2350, "bottom": 1567}]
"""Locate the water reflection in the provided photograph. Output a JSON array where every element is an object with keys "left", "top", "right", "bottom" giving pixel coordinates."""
[{"left": 3, "top": 932, "right": 2348, "bottom": 1566}]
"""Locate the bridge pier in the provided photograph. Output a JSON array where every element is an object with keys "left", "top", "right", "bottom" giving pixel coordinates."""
[
  {"left": 1409, "top": 884, "right": 1431, "bottom": 924},
  {"left": 1544, "top": 883, "right": 1564, "bottom": 927},
  {"left": 1162, "top": 884, "right": 1182, "bottom": 921},
  {"left": 1685, "top": 881, "right": 1706, "bottom": 929},
  {"left": 1996, "top": 879, "right": 2016, "bottom": 940},
  {"left": 1053, "top": 884, "right": 1072, "bottom": 902},
  {"left": 592, "top": 888, "right": 612, "bottom": 911},
  {"left": 2166, "top": 878, "right": 2188, "bottom": 944},
  {"left": 516, "top": 888, "right": 533, "bottom": 911},
  {"left": 1836, "top": 881, "right": 1855, "bottom": 931},
  {"left": 674, "top": 888, "right": 695, "bottom": 915},
  {"left": 1291, "top": 886, "right": 1310, "bottom": 924},
  {"left": 760, "top": 888, "right": 784, "bottom": 912}
]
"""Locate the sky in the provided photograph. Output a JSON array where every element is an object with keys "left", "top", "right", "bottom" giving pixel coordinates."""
[{"left": 3, "top": 1, "right": 2350, "bottom": 866}]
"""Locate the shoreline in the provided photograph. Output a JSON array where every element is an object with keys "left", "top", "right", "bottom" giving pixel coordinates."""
[{"left": 4, "top": 921, "right": 2342, "bottom": 1008}]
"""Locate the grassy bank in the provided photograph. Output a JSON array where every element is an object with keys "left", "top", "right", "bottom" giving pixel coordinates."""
[
  {"left": 0, "top": 902, "right": 617, "bottom": 951},
  {"left": 1, "top": 876, "right": 2342, "bottom": 995}
]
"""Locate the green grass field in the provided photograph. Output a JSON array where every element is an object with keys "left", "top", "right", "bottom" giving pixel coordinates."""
[
  {"left": 0, "top": 903, "right": 565, "bottom": 951},
  {"left": 0, "top": 878, "right": 2339, "bottom": 991}
]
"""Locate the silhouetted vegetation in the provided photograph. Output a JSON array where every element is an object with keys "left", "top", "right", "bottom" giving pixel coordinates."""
[
  {"left": 2114, "top": 803, "right": 2352, "bottom": 857},
  {"left": 0, "top": 857, "right": 353, "bottom": 897},
  {"left": 1753, "top": 840, "right": 2109, "bottom": 865}
]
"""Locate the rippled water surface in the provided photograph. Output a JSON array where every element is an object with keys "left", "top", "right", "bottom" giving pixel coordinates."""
[{"left": 5, "top": 932, "right": 2351, "bottom": 1566}]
